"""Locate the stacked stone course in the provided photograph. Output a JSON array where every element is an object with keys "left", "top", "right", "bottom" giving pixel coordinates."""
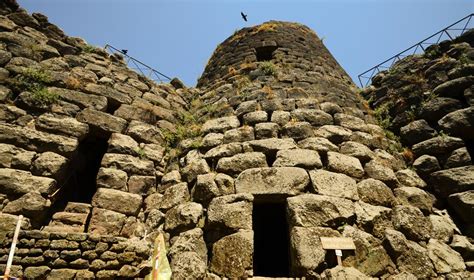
[{"left": 0, "top": 0, "right": 473, "bottom": 278}]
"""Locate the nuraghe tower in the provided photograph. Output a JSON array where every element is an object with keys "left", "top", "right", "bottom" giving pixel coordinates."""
[{"left": 0, "top": 1, "right": 473, "bottom": 279}]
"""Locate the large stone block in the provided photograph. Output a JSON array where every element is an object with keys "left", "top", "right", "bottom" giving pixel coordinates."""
[
  {"left": 207, "top": 194, "right": 253, "bottom": 231},
  {"left": 216, "top": 152, "right": 267, "bottom": 174},
  {"left": 357, "top": 179, "right": 395, "bottom": 207},
  {"left": 92, "top": 188, "right": 142, "bottom": 216},
  {"left": 431, "top": 166, "right": 474, "bottom": 197},
  {"left": 210, "top": 231, "right": 253, "bottom": 278},
  {"left": 235, "top": 167, "right": 309, "bottom": 195},
  {"left": 0, "top": 168, "right": 57, "bottom": 195},
  {"left": 47, "top": 87, "right": 107, "bottom": 111},
  {"left": 31, "top": 151, "right": 68, "bottom": 180},
  {"left": 164, "top": 202, "right": 203, "bottom": 233},
  {"left": 126, "top": 120, "right": 163, "bottom": 144},
  {"left": 0, "top": 123, "right": 78, "bottom": 157},
  {"left": 448, "top": 190, "right": 474, "bottom": 223},
  {"left": 201, "top": 116, "right": 240, "bottom": 133},
  {"left": 0, "top": 143, "right": 36, "bottom": 169},
  {"left": 88, "top": 207, "right": 126, "bottom": 236},
  {"left": 36, "top": 113, "right": 89, "bottom": 140},
  {"left": 274, "top": 148, "right": 322, "bottom": 168},
  {"left": 76, "top": 108, "right": 127, "bottom": 135},
  {"left": 392, "top": 205, "right": 431, "bottom": 242},
  {"left": 427, "top": 239, "right": 466, "bottom": 274},
  {"left": 96, "top": 167, "right": 128, "bottom": 191},
  {"left": 101, "top": 153, "right": 154, "bottom": 176},
  {"left": 247, "top": 138, "right": 297, "bottom": 153},
  {"left": 309, "top": 169, "right": 358, "bottom": 200},
  {"left": 327, "top": 151, "right": 364, "bottom": 178},
  {"left": 287, "top": 194, "right": 355, "bottom": 227},
  {"left": 290, "top": 226, "right": 340, "bottom": 276}
]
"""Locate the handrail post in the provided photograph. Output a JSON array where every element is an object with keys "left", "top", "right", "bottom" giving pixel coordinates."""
[{"left": 3, "top": 215, "right": 23, "bottom": 280}]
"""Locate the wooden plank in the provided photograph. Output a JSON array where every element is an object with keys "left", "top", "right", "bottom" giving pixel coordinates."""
[{"left": 320, "top": 237, "right": 356, "bottom": 250}]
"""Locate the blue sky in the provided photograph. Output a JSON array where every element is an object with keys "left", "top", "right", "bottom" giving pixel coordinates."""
[{"left": 19, "top": 0, "right": 473, "bottom": 87}]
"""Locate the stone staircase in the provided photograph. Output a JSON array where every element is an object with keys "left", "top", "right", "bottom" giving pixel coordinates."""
[{"left": 43, "top": 202, "right": 92, "bottom": 233}]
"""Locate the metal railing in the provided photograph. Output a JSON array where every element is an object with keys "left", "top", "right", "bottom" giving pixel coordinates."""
[
  {"left": 104, "top": 44, "right": 172, "bottom": 83},
  {"left": 358, "top": 13, "right": 474, "bottom": 88}
]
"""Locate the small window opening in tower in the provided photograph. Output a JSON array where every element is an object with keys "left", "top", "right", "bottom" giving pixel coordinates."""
[
  {"left": 465, "top": 139, "right": 474, "bottom": 162},
  {"left": 253, "top": 201, "right": 290, "bottom": 277},
  {"left": 255, "top": 46, "right": 278, "bottom": 61}
]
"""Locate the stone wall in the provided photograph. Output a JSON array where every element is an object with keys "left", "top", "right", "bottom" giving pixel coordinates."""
[
  {"left": 0, "top": 0, "right": 473, "bottom": 279},
  {"left": 0, "top": 230, "right": 151, "bottom": 279},
  {"left": 362, "top": 30, "right": 474, "bottom": 239}
]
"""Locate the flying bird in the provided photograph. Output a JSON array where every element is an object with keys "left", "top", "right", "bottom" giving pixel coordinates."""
[
  {"left": 241, "top": 12, "right": 248, "bottom": 22},
  {"left": 121, "top": 49, "right": 128, "bottom": 55}
]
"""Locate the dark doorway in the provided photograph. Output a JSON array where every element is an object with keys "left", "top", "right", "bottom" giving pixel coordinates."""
[
  {"left": 255, "top": 46, "right": 278, "bottom": 61},
  {"left": 253, "top": 201, "right": 290, "bottom": 277}
]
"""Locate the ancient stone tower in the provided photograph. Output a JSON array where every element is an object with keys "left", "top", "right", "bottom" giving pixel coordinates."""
[{"left": 0, "top": 1, "right": 472, "bottom": 279}]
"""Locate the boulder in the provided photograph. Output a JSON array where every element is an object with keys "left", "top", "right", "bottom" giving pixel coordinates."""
[
  {"left": 287, "top": 194, "right": 355, "bottom": 227},
  {"left": 243, "top": 111, "right": 267, "bottom": 125},
  {"left": 203, "top": 143, "right": 243, "bottom": 159},
  {"left": 155, "top": 182, "right": 190, "bottom": 211},
  {"left": 431, "top": 166, "right": 474, "bottom": 197},
  {"left": 282, "top": 121, "right": 314, "bottom": 140},
  {"left": 321, "top": 266, "right": 374, "bottom": 280},
  {"left": 84, "top": 83, "right": 132, "bottom": 105},
  {"left": 354, "top": 201, "right": 392, "bottom": 238},
  {"left": 394, "top": 187, "right": 434, "bottom": 214},
  {"left": 400, "top": 120, "right": 436, "bottom": 146},
  {"left": 432, "top": 76, "right": 474, "bottom": 98},
  {"left": 271, "top": 110, "right": 291, "bottom": 126},
  {"left": 342, "top": 226, "right": 392, "bottom": 277},
  {"left": 0, "top": 143, "right": 35, "bottom": 169},
  {"left": 383, "top": 229, "right": 435, "bottom": 279},
  {"left": 357, "top": 178, "right": 395, "bottom": 207},
  {"left": 429, "top": 210, "right": 459, "bottom": 243},
  {"left": 273, "top": 148, "right": 322, "bottom": 168},
  {"left": 334, "top": 113, "right": 369, "bottom": 132},
  {"left": 31, "top": 151, "right": 68, "bottom": 180},
  {"left": 297, "top": 137, "right": 338, "bottom": 153},
  {"left": 169, "top": 228, "right": 207, "bottom": 261},
  {"left": 0, "top": 168, "right": 57, "bottom": 196},
  {"left": 201, "top": 116, "right": 240, "bottom": 133},
  {"left": 107, "top": 133, "right": 139, "bottom": 155},
  {"left": 255, "top": 122, "right": 279, "bottom": 139},
  {"left": 201, "top": 132, "right": 223, "bottom": 148},
  {"left": 395, "top": 169, "right": 427, "bottom": 189},
  {"left": 191, "top": 173, "right": 234, "bottom": 207},
  {"left": 290, "top": 226, "right": 340, "bottom": 275},
  {"left": 314, "top": 125, "right": 352, "bottom": 144},
  {"left": 439, "top": 106, "right": 474, "bottom": 140},
  {"left": 216, "top": 152, "right": 267, "bottom": 174},
  {"left": 247, "top": 138, "right": 297, "bottom": 153},
  {"left": 309, "top": 169, "right": 358, "bottom": 200},
  {"left": 127, "top": 175, "right": 156, "bottom": 195},
  {"left": 412, "top": 136, "right": 464, "bottom": 157},
  {"left": 223, "top": 126, "right": 255, "bottom": 143},
  {"left": 36, "top": 113, "right": 89, "bottom": 139},
  {"left": 339, "top": 141, "right": 374, "bottom": 162},
  {"left": 3, "top": 192, "right": 50, "bottom": 224},
  {"left": 235, "top": 167, "right": 309, "bottom": 195},
  {"left": 170, "top": 251, "right": 207, "bottom": 279},
  {"left": 88, "top": 207, "right": 126, "bottom": 236},
  {"left": 392, "top": 205, "right": 431, "bottom": 241},
  {"left": 450, "top": 234, "right": 474, "bottom": 260},
  {"left": 0, "top": 123, "right": 78, "bottom": 156},
  {"left": 76, "top": 108, "right": 127, "bottom": 135},
  {"left": 210, "top": 231, "right": 253, "bottom": 278},
  {"left": 291, "top": 109, "right": 333, "bottom": 126},
  {"left": 101, "top": 153, "right": 154, "bottom": 176},
  {"left": 24, "top": 266, "right": 51, "bottom": 279},
  {"left": 96, "top": 167, "right": 128, "bottom": 191},
  {"left": 164, "top": 202, "right": 203, "bottom": 233},
  {"left": 420, "top": 97, "right": 463, "bottom": 122},
  {"left": 364, "top": 160, "right": 398, "bottom": 186},
  {"left": 91, "top": 188, "right": 142, "bottom": 216},
  {"left": 445, "top": 147, "right": 472, "bottom": 168},
  {"left": 413, "top": 155, "right": 441, "bottom": 175},
  {"left": 327, "top": 151, "right": 364, "bottom": 178},
  {"left": 127, "top": 120, "right": 163, "bottom": 144},
  {"left": 0, "top": 213, "right": 31, "bottom": 234},
  {"left": 427, "top": 239, "right": 466, "bottom": 274},
  {"left": 207, "top": 194, "right": 253, "bottom": 231},
  {"left": 448, "top": 190, "right": 474, "bottom": 223},
  {"left": 47, "top": 87, "right": 107, "bottom": 111}
]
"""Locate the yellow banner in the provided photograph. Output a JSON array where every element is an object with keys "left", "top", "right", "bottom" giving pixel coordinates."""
[{"left": 145, "top": 233, "right": 172, "bottom": 280}]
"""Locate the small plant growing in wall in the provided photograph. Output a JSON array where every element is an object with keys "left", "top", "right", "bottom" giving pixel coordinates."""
[
  {"left": 81, "top": 44, "right": 99, "bottom": 54},
  {"left": 259, "top": 61, "right": 277, "bottom": 76},
  {"left": 15, "top": 67, "right": 59, "bottom": 105}
]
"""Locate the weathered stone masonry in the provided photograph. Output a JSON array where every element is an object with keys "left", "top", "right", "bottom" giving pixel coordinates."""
[{"left": 0, "top": 0, "right": 473, "bottom": 278}]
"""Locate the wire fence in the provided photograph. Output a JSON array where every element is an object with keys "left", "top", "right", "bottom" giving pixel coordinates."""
[
  {"left": 358, "top": 13, "right": 474, "bottom": 88},
  {"left": 104, "top": 44, "right": 172, "bottom": 83}
]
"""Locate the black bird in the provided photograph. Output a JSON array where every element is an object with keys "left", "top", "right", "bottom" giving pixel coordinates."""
[
  {"left": 121, "top": 49, "right": 128, "bottom": 55},
  {"left": 241, "top": 12, "right": 248, "bottom": 22}
]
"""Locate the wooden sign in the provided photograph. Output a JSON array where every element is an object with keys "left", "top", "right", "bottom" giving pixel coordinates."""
[{"left": 320, "top": 237, "right": 356, "bottom": 250}]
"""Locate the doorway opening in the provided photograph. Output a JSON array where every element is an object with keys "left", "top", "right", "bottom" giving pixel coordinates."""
[{"left": 253, "top": 201, "right": 290, "bottom": 277}]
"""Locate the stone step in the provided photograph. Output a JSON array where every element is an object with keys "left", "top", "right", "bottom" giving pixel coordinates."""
[
  {"left": 64, "top": 202, "right": 92, "bottom": 214},
  {"left": 51, "top": 212, "right": 88, "bottom": 226},
  {"left": 43, "top": 224, "right": 85, "bottom": 233}
]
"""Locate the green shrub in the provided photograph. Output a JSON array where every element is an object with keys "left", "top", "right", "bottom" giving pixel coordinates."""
[
  {"left": 31, "top": 87, "right": 59, "bottom": 105},
  {"left": 259, "top": 61, "right": 277, "bottom": 76}
]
